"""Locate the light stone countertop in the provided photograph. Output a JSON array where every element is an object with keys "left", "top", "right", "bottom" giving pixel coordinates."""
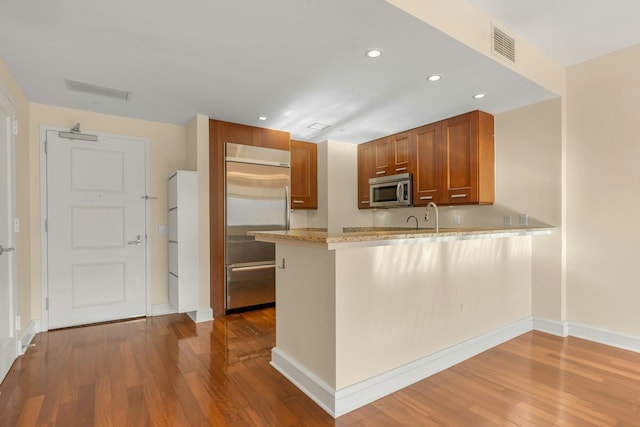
[{"left": 249, "top": 225, "right": 555, "bottom": 249}]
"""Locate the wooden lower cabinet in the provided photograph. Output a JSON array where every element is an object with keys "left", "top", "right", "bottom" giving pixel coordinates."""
[{"left": 290, "top": 140, "right": 317, "bottom": 209}]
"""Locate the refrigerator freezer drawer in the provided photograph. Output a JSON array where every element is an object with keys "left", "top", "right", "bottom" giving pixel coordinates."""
[{"left": 226, "top": 263, "right": 275, "bottom": 310}]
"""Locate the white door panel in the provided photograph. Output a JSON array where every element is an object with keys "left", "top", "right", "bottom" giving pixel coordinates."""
[
  {"left": 0, "top": 89, "right": 17, "bottom": 382},
  {"left": 46, "top": 130, "right": 147, "bottom": 329}
]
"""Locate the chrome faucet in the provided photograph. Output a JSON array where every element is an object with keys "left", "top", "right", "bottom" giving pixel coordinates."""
[
  {"left": 406, "top": 215, "right": 418, "bottom": 230},
  {"left": 425, "top": 202, "right": 439, "bottom": 232}
]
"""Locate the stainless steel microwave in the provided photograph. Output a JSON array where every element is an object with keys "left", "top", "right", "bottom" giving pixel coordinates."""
[{"left": 369, "top": 173, "right": 412, "bottom": 208}]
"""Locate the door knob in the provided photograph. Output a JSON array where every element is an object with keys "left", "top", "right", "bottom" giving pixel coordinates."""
[
  {"left": 0, "top": 245, "right": 15, "bottom": 255},
  {"left": 127, "top": 235, "right": 143, "bottom": 246}
]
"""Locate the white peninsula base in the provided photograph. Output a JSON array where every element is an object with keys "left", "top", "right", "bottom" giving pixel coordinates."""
[{"left": 253, "top": 228, "right": 551, "bottom": 417}]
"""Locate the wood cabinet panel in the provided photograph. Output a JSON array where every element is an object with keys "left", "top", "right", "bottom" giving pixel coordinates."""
[
  {"left": 442, "top": 111, "right": 493, "bottom": 205},
  {"left": 413, "top": 123, "right": 442, "bottom": 206},
  {"left": 442, "top": 113, "right": 477, "bottom": 203},
  {"left": 372, "top": 138, "right": 390, "bottom": 176},
  {"left": 221, "top": 122, "right": 254, "bottom": 146},
  {"left": 209, "top": 119, "right": 291, "bottom": 316},
  {"left": 357, "top": 142, "right": 375, "bottom": 209},
  {"left": 221, "top": 121, "right": 290, "bottom": 150},
  {"left": 390, "top": 131, "right": 412, "bottom": 174},
  {"left": 262, "top": 128, "right": 291, "bottom": 151},
  {"left": 290, "top": 140, "right": 317, "bottom": 209}
]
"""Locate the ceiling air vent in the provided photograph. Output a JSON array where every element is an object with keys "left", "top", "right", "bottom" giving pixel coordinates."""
[
  {"left": 65, "top": 79, "right": 132, "bottom": 101},
  {"left": 492, "top": 25, "right": 516, "bottom": 63}
]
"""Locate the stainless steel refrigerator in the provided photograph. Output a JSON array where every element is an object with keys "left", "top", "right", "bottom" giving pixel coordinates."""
[{"left": 225, "top": 143, "right": 290, "bottom": 312}]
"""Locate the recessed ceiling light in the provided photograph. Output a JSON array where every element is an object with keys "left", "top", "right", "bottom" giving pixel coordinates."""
[
  {"left": 308, "top": 122, "right": 330, "bottom": 130},
  {"left": 473, "top": 93, "right": 487, "bottom": 99},
  {"left": 427, "top": 74, "right": 441, "bottom": 82},
  {"left": 258, "top": 116, "right": 267, "bottom": 121},
  {"left": 365, "top": 49, "right": 383, "bottom": 59}
]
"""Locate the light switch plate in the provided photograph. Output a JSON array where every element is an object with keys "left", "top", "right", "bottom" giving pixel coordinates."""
[{"left": 158, "top": 224, "right": 168, "bottom": 235}]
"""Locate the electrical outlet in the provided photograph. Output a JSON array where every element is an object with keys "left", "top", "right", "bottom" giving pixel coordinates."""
[
  {"left": 504, "top": 215, "right": 512, "bottom": 226},
  {"left": 453, "top": 215, "right": 461, "bottom": 225},
  {"left": 519, "top": 214, "right": 528, "bottom": 226}
]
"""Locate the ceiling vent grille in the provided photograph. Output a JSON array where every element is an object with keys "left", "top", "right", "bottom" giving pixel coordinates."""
[
  {"left": 65, "top": 79, "right": 132, "bottom": 101},
  {"left": 492, "top": 25, "right": 516, "bottom": 63}
]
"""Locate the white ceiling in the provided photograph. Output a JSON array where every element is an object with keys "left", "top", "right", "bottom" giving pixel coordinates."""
[
  {"left": 0, "top": 0, "right": 638, "bottom": 143},
  {"left": 468, "top": 0, "right": 640, "bottom": 67}
]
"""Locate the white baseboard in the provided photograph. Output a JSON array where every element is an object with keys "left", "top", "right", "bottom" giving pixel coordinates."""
[
  {"left": 151, "top": 303, "right": 178, "bottom": 316},
  {"left": 187, "top": 308, "right": 214, "bottom": 323},
  {"left": 271, "top": 348, "right": 337, "bottom": 417},
  {"left": 533, "top": 317, "right": 569, "bottom": 337},
  {"left": 568, "top": 321, "right": 640, "bottom": 353},
  {"left": 19, "top": 320, "right": 40, "bottom": 355},
  {"left": 271, "top": 316, "right": 533, "bottom": 418}
]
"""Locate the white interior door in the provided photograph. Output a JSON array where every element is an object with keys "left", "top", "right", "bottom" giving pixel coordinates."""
[
  {"left": 46, "top": 130, "right": 147, "bottom": 329},
  {"left": 0, "top": 89, "right": 17, "bottom": 382}
]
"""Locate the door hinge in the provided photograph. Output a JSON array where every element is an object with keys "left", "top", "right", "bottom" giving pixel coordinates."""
[
  {"left": 44, "top": 139, "right": 48, "bottom": 154},
  {"left": 45, "top": 297, "right": 49, "bottom": 310},
  {"left": 12, "top": 120, "right": 18, "bottom": 136},
  {"left": 44, "top": 219, "right": 48, "bottom": 232}
]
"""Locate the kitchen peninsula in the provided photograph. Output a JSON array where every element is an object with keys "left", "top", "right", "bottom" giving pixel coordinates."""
[{"left": 251, "top": 226, "right": 553, "bottom": 417}]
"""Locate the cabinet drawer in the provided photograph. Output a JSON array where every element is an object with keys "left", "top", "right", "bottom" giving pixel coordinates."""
[
  {"left": 169, "top": 273, "right": 179, "bottom": 310},
  {"left": 168, "top": 209, "right": 178, "bottom": 241},
  {"left": 169, "top": 241, "right": 179, "bottom": 275}
]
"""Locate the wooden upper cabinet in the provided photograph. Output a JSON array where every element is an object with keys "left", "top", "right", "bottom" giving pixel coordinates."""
[
  {"left": 413, "top": 123, "right": 442, "bottom": 206},
  {"left": 357, "top": 142, "right": 375, "bottom": 209},
  {"left": 441, "top": 111, "right": 494, "bottom": 205},
  {"left": 290, "top": 140, "right": 317, "bottom": 209},
  {"left": 262, "top": 128, "right": 291, "bottom": 151},
  {"left": 221, "top": 121, "right": 254, "bottom": 146},
  {"left": 389, "top": 131, "right": 413, "bottom": 175},
  {"left": 356, "top": 110, "right": 494, "bottom": 209},
  {"left": 372, "top": 138, "right": 390, "bottom": 177},
  {"left": 220, "top": 121, "right": 290, "bottom": 151}
]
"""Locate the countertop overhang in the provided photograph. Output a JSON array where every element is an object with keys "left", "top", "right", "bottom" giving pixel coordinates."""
[{"left": 249, "top": 226, "right": 555, "bottom": 249}]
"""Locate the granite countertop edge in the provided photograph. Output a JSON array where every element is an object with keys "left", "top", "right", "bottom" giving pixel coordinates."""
[{"left": 249, "top": 226, "right": 555, "bottom": 245}]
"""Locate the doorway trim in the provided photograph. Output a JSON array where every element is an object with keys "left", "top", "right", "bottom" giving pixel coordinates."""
[
  {"left": 39, "top": 125, "right": 151, "bottom": 331},
  {"left": 0, "top": 83, "right": 18, "bottom": 375}
]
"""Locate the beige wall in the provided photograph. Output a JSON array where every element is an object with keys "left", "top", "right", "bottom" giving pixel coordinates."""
[
  {"left": 566, "top": 44, "right": 640, "bottom": 337},
  {"left": 0, "top": 56, "right": 32, "bottom": 338},
  {"left": 386, "top": 0, "right": 566, "bottom": 96},
  {"left": 495, "top": 99, "right": 563, "bottom": 321},
  {"left": 29, "top": 104, "right": 188, "bottom": 319}
]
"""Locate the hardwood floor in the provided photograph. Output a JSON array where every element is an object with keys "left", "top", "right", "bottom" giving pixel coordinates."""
[{"left": 2, "top": 309, "right": 640, "bottom": 426}]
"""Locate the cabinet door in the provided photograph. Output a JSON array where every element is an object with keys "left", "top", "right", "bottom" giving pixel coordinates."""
[
  {"left": 413, "top": 123, "right": 442, "bottom": 205},
  {"left": 372, "top": 138, "right": 390, "bottom": 177},
  {"left": 221, "top": 122, "right": 254, "bottom": 146},
  {"left": 357, "top": 142, "right": 375, "bottom": 209},
  {"left": 389, "top": 131, "right": 412, "bottom": 174},
  {"left": 262, "top": 128, "right": 291, "bottom": 151},
  {"left": 290, "top": 140, "right": 317, "bottom": 209},
  {"left": 442, "top": 112, "right": 478, "bottom": 204}
]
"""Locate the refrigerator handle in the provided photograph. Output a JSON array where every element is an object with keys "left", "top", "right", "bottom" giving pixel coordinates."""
[{"left": 285, "top": 185, "right": 290, "bottom": 231}]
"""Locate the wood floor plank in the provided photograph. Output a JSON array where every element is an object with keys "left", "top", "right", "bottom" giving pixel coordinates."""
[{"left": 2, "top": 312, "right": 640, "bottom": 426}]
